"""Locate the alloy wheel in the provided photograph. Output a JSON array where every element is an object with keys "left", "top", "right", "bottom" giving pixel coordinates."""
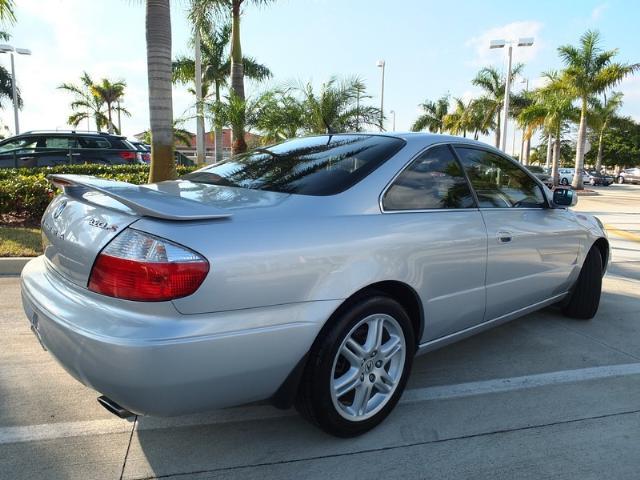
[{"left": 330, "top": 313, "right": 406, "bottom": 421}]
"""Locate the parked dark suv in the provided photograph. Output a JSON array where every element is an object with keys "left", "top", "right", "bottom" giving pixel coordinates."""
[{"left": 0, "top": 130, "right": 142, "bottom": 168}]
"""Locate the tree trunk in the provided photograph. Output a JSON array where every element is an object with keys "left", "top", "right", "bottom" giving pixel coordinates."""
[
  {"left": 545, "top": 134, "right": 552, "bottom": 169},
  {"left": 146, "top": 0, "right": 176, "bottom": 183},
  {"left": 595, "top": 128, "right": 604, "bottom": 171},
  {"left": 194, "top": 29, "right": 205, "bottom": 165},
  {"left": 572, "top": 97, "right": 588, "bottom": 190},
  {"left": 494, "top": 111, "right": 501, "bottom": 148},
  {"left": 214, "top": 82, "right": 223, "bottom": 163},
  {"left": 106, "top": 102, "right": 114, "bottom": 134},
  {"left": 524, "top": 136, "right": 531, "bottom": 165},
  {"left": 230, "top": 0, "right": 246, "bottom": 154},
  {"left": 552, "top": 133, "right": 561, "bottom": 187}
]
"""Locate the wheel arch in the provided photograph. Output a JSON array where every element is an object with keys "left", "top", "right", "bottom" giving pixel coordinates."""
[
  {"left": 270, "top": 280, "right": 424, "bottom": 410},
  {"left": 592, "top": 237, "right": 610, "bottom": 275}
]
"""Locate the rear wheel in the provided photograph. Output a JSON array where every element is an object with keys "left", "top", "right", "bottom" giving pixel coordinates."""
[
  {"left": 561, "top": 177, "right": 569, "bottom": 186},
  {"left": 617, "top": 176, "right": 625, "bottom": 184},
  {"left": 562, "top": 247, "right": 603, "bottom": 320},
  {"left": 296, "top": 295, "right": 414, "bottom": 437}
]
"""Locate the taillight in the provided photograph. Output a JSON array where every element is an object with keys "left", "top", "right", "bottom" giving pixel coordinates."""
[
  {"left": 88, "top": 229, "right": 209, "bottom": 301},
  {"left": 118, "top": 151, "right": 137, "bottom": 161}
]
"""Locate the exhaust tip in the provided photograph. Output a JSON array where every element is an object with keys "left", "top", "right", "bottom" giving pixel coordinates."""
[{"left": 97, "top": 395, "right": 135, "bottom": 419}]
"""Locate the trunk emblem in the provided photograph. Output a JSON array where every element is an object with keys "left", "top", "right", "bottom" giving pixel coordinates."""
[{"left": 52, "top": 200, "right": 67, "bottom": 219}]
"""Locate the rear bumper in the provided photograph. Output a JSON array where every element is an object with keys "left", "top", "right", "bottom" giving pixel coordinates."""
[{"left": 21, "top": 256, "right": 340, "bottom": 416}]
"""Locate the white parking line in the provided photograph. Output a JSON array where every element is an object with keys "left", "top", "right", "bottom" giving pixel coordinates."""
[{"left": 2, "top": 362, "right": 640, "bottom": 445}]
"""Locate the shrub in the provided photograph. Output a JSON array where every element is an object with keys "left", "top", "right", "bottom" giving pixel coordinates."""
[{"left": 0, "top": 165, "right": 199, "bottom": 223}]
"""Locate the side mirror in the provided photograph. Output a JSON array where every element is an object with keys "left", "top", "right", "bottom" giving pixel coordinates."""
[{"left": 553, "top": 187, "right": 577, "bottom": 207}]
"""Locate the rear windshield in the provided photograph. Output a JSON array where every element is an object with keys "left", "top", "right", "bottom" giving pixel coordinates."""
[{"left": 181, "top": 135, "right": 405, "bottom": 196}]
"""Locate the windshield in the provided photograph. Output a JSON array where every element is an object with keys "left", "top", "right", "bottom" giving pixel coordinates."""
[{"left": 182, "top": 134, "right": 405, "bottom": 196}]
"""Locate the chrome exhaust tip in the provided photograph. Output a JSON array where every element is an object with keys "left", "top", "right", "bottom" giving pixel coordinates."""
[{"left": 97, "top": 395, "right": 135, "bottom": 419}]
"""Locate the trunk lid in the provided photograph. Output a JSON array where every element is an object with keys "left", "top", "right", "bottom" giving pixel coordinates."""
[
  {"left": 41, "top": 194, "right": 139, "bottom": 286},
  {"left": 42, "top": 175, "right": 239, "bottom": 287}
]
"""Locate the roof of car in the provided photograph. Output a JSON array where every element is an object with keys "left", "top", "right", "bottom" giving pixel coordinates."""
[{"left": 19, "top": 130, "right": 126, "bottom": 139}]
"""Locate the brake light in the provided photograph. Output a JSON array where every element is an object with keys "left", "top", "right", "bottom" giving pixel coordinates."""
[
  {"left": 118, "top": 151, "right": 137, "bottom": 161},
  {"left": 88, "top": 229, "right": 209, "bottom": 301}
]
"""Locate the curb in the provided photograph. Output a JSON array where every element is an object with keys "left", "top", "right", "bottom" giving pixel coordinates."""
[
  {"left": 0, "top": 257, "right": 32, "bottom": 276},
  {"left": 574, "top": 187, "right": 600, "bottom": 196}
]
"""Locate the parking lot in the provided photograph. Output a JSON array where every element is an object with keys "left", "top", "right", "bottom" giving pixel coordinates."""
[{"left": 1, "top": 184, "right": 639, "bottom": 480}]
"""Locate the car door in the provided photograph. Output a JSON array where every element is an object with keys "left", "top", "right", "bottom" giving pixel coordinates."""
[
  {"left": 37, "top": 136, "right": 79, "bottom": 166},
  {"left": 381, "top": 144, "right": 487, "bottom": 341},
  {"left": 0, "top": 136, "right": 39, "bottom": 168},
  {"left": 454, "top": 146, "right": 583, "bottom": 321}
]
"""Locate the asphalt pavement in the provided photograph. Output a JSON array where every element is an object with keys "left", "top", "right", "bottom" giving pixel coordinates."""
[{"left": 1, "top": 184, "right": 639, "bottom": 480}]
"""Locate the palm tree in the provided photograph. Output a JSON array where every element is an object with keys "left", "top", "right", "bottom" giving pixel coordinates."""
[
  {"left": 201, "top": 0, "right": 276, "bottom": 153},
  {"left": 90, "top": 79, "right": 128, "bottom": 133},
  {"left": 558, "top": 30, "right": 639, "bottom": 189},
  {"left": 0, "top": 30, "right": 21, "bottom": 115},
  {"left": 443, "top": 97, "right": 472, "bottom": 137},
  {"left": 139, "top": 121, "right": 193, "bottom": 147},
  {"left": 297, "top": 76, "right": 381, "bottom": 134},
  {"left": 467, "top": 98, "right": 494, "bottom": 140},
  {"left": 472, "top": 64, "right": 524, "bottom": 148},
  {"left": 253, "top": 89, "right": 305, "bottom": 143},
  {"left": 589, "top": 91, "right": 624, "bottom": 171},
  {"left": 173, "top": 20, "right": 271, "bottom": 161},
  {"left": 146, "top": 0, "right": 176, "bottom": 182},
  {"left": 519, "top": 73, "right": 578, "bottom": 186},
  {"left": 58, "top": 72, "right": 108, "bottom": 131},
  {"left": 411, "top": 95, "right": 449, "bottom": 133},
  {"left": 0, "top": 0, "right": 15, "bottom": 25}
]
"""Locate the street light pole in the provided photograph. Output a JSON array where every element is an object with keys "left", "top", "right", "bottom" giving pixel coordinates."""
[
  {"left": 377, "top": 60, "right": 385, "bottom": 131},
  {"left": 0, "top": 45, "right": 31, "bottom": 135},
  {"left": 501, "top": 44, "right": 513, "bottom": 152},
  {"left": 194, "top": 30, "right": 205, "bottom": 165},
  {"left": 519, "top": 78, "right": 529, "bottom": 163},
  {"left": 489, "top": 38, "right": 533, "bottom": 153},
  {"left": 9, "top": 52, "right": 19, "bottom": 134}
]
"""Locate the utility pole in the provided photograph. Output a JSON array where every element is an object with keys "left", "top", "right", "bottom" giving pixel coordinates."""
[{"left": 377, "top": 60, "right": 385, "bottom": 131}]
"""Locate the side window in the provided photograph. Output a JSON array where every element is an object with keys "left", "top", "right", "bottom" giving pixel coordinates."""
[
  {"left": 383, "top": 145, "right": 476, "bottom": 210},
  {"left": 79, "top": 137, "right": 111, "bottom": 149},
  {"left": 43, "top": 136, "right": 78, "bottom": 149},
  {"left": 455, "top": 147, "right": 545, "bottom": 208},
  {"left": 0, "top": 137, "right": 38, "bottom": 153}
]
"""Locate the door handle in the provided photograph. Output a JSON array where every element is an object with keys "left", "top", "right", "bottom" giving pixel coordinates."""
[{"left": 496, "top": 231, "right": 513, "bottom": 243}]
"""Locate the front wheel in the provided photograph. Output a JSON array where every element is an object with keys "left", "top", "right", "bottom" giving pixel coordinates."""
[
  {"left": 617, "top": 176, "right": 625, "bottom": 184},
  {"left": 296, "top": 295, "right": 414, "bottom": 437},
  {"left": 562, "top": 247, "right": 603, "bottom": 320},
  {"left": 561, "top": 177, "right": 569, "bottom": 186}
]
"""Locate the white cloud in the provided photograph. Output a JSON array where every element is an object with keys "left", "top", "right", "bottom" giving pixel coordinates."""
[{"left": 466, "top": 21, "right": 544, "bottom": 67}]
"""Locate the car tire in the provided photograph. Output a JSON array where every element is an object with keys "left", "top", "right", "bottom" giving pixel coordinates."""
[
  {"left": 562, "top": 247, "right": 603, "bottom": 320},
  {"left": 296, "top": 294, "right": 415, "bottom": 437},
  {"left": 561, "top": 178, "right": 569, "bottom": 186},
  {"left": 617, "top": 176, "right": 625, "bottom": 184}
]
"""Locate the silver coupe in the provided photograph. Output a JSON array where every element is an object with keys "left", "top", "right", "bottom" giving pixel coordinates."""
[{"left": 21, "top": 133, "right": 609, "bottom": 437}]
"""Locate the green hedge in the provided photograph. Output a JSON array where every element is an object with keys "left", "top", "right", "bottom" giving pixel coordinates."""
[{"left": 0, "top": 165, "right": 198, "bottom": 223}]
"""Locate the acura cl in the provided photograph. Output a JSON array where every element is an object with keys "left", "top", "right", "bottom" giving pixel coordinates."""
[{"left": 21, "top": 133, "right": 608, "bottom": 437}]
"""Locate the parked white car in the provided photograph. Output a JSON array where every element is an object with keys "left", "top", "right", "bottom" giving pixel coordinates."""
[{"left": 558, "top": 168, "right": 590, "bottom": 186}]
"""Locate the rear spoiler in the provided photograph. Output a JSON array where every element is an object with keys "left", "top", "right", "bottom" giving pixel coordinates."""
[{"left": 48, "top": 174, "right": 232, "bottom": 221}]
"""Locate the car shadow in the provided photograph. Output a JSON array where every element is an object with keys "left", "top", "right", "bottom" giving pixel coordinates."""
[{"left": 129, "top": 288, "right": 640, "bottom": 479}]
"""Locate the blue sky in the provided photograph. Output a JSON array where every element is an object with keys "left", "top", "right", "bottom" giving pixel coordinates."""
[{"left": 2, "top": 0, "right": 639, "bottom": 152}]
